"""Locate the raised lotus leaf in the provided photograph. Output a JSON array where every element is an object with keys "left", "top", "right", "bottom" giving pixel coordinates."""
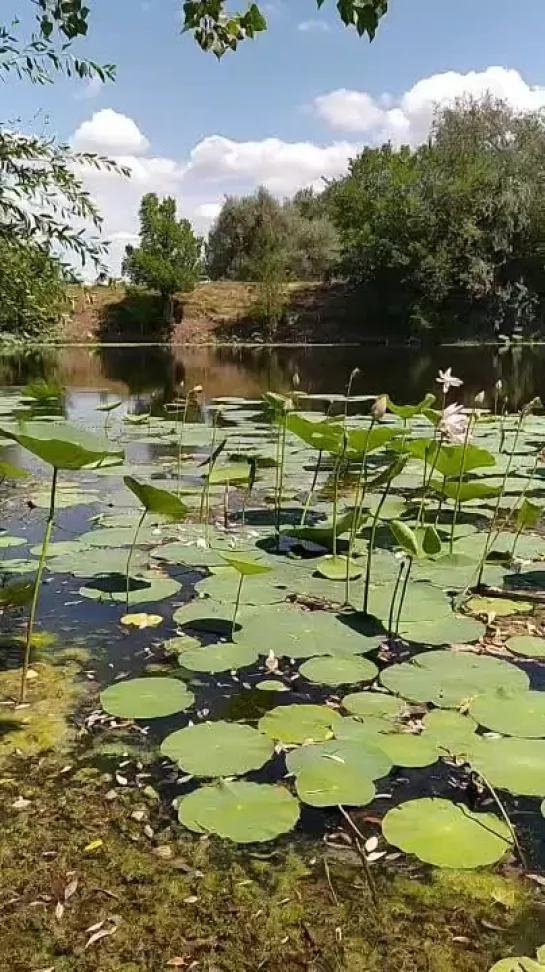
[
  {"left": 161, "top": 721, "right": 274, "bottom": 777},
  {"left": 100, "top": 677, "right": 194, "bottom": 720},
  {"left": 381, "top": 649, "right": 529, "bottom": 709},
  {"left": 177, "top": 780, "right": 300, "bottom": 843},
  {"left": 382, "top": 797, "right": 513, "bottom": 868},
  {"left": 258, "top": 704, "right": 342, "bottom": 744}
]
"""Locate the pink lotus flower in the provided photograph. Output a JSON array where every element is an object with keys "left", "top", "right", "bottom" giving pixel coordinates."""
[
  {"left": 436, "top": 367, "right": 463, "bottom": 394},
  {"left": 439, "top": 403, "right": 469, "bottom": 444}
]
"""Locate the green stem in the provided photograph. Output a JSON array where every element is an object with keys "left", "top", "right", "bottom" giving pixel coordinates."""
[
  {"left": 362, "top": 480, "right": 392, "bottom": 615},
  {"left": 300, "top": 450, "right": 323, "bottom": 526},
  {"left": 344, "top": 420, "right": 376, "bottom": 603},
  {"left": 126, "top": 509, "right": 147, "bottom": 611},
  {"left": 388, "top": 559, "right": 405, "bottom": 639},
  {"left": 449, "top": 414, "right": 474, "bottom": 553},
  {"left": 417, "top": 439, "right": 441, "bottom": 527},
  {"left": 395, "top": 556, "right": 413, "bottom": 637},
  {"left": 275, "top": 414, "right": 287, "bottom": 549},
  {"left": 477, "top": 411, "right": 524, "bottom": 586},
  {"left": 176, "top": 397, "right": 190, "bottom": 496},
  {"left": 232, "top": 574, "right": 244, "bottom": 637},
  {"left": 20, "top": 467, "right": 58, "bottom": 705}
]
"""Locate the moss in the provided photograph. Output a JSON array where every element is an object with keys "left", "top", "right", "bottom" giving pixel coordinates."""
[
  {"left": 0, "top": 660, "right": 86, "bottom": 760},
  {"left": 0, "top": 759, "right": 543, "bottom": 972}
]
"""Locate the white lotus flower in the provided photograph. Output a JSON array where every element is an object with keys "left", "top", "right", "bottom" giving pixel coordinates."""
[
  {"left": 265, "top": 650, "right": 279, "bottom": 673},
  {"left": 436, "top": 367, "right": 463, "bottom": 394},
  {"left": 439, "top": 403, "right": 469, "bottom": 444}
]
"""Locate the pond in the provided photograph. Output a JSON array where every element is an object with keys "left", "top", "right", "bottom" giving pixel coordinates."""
[{"left": 2, "top": 343, "right": 545, "bottom": 971}]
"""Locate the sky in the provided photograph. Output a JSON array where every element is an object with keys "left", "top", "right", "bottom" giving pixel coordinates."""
[{"left": 5, "top": 0, "right": 545, "bottom": 273}]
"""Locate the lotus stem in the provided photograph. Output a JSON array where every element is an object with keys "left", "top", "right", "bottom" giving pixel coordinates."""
[
  {"left": 388, "top": 559, "right": 406, "bottom": 639},
  {"left": 449, "top": 412, "right": 474, "bottom": 553},
  {"left": 300, "top": 450, "right": 322, "bottom": 526},
  {"left": 417, "top": 439, "right": 442, "bottom": 527},
  {"left": 362, "top": 480, "right": 393, "bottom": 616},
  {"left": 394, "top": 556, "right": 413, "bottom": 636},
  {"left": 126, "top": 509, "right": 147, "bottom": 611},
  {"left": 176, "top": 396, "right": 190, "bottom": 496},
  {"left": 477, "top": 410, "right": 525, "bottom": 586},
  {"left": 232, "top": 575, "right": 244, "bottom": 637},
  {"left": 275, "top": 413, "right": 288, "bottom": 550},
  {"left": 224, "top": 482, "right": 230, "bottom": 529},
  {"left": 472, "top": 767, "right": 526, "bottom": 869},
  {"left": 19, "top": 467, "right": 58, "bottom": 704},
  {"left": 338, "top": 805, "right": 377, "bottom": 907},
  {"left": 345, "top": 419, "right": 376, "bottom": 604}
]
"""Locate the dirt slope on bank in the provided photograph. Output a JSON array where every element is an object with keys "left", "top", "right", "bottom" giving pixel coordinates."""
[{"left": 63, "top": 281, "right": 365, "bottom": 344}]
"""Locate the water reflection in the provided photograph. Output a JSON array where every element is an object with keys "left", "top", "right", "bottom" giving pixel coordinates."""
[{"left": 0, "top": 342, "right": 544, "bottom": 411}]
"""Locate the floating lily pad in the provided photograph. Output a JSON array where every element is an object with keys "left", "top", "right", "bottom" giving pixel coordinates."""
[
  {"left": 382, "top": 798, "right": 512, "bottom": 868},
  {"left": 81, "top": 526, "right": 164, "bottom": 549},
  {"left": 367, "top": 582, "right": 453, "bottom": 625},
  {"left": 398, "top": 614, "right": 486, "bottom": 646},
  {"left": 235, "top": 604, "right": 383, "bottom": 658},
  {"left": 173, "top": 599, "right": 249, "bottom": 636},
  {"left": 196, "top": 570, "right": 284, "bottom": 606},
  {"left": 469, "top": 689, "right": 545, "bottom": 738},
  {"left": 375, "top": 732, "right": 439, "bottom": 768},
  {"left": 298, "top": 655, "right": 378, "bottom": 686},
  {"left": 381, "top": 650, "right": 529, "bottom": 708},
  {"left": 422, "top": 709, "right": 478, "bottom": 755},
  {"left": 161, "top": 721, "right": 274, "bottom": 777},
  {"left": 178, "top": 640, "right": 258, "bottom": 673},
  {"left": 334, "top": 715, "right": 394, "bottom": 741},
  {"left": 341, "top": 692, "right": 407, "bottom": 721},
  {"left": 465, "top": 596, "right": 534, "bottom": 617},
  {"left": 100, "top": 677, "right": 194, "bottom": 720},
  {"left": 313, "top": 555, "right": 363, "bottom": 581},
  {"left": 286, "top": 738, "right": 392, "bottom": 780},
  {"left": 469, "top": 737, "right": 545, "bottom": 795},
  {"left": 505, "top": 635, "right": 545, "bottom": 658},
  {"left": 80, "top": 573, "right": 181, "bottom": 605},
  {"left": 256, "top": 680, "right": 290, "bottom": 692},
  {"left": 489, "top": 959, "right": 545, "bottom": 971},
  {"left": 177, "top": 781, "right": 299, "bottom": 843},
  {"left": 152, "top": 542, "right": 229, "bottom": 568},
  {"left": 258, "top": 704, "right": 342, "bottom": 744},
  {"left": 48, "top": 548, "right": 148, "bottom": 578},
  {"left": 0, "top": 536, "right": 26, "bottom": 549},
  {"left": 295, "top": 761, "right": 375, "bottom": 808},
  {"left": 120, "top": 613, "right": 163, "bottom": 629}
]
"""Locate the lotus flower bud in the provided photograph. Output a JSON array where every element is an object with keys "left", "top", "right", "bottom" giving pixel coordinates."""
[
  {"left": 292, "top": 373, "right": 300, "bottom": 389},
  {"left": 474, "top": 390, "right": 485, "bottom": 405},
  {"left": 495, "top": 379, "right": 503, "bottom": 393},
  {"left": 372, "top": 395, "right": 388, "bottom": 421}
]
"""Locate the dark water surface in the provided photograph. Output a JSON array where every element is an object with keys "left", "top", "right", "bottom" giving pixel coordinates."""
[{"left": 1, "top": 341, "right": 545, "bottom": 409}]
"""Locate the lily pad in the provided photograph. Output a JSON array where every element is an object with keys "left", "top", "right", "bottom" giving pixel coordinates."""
[
  {"left": 382, "top": 797, "right": 512, "bottom": 868},
  {"left": 398, "top": 614, "right": 486, "bottom": 646},
  {"left": 256, "top": 680, "right": 290, "bottom": 692},
  {"left": 235, "top": 605, "right": 383, "bottom": 658},
  {"left": 375, "top": 732, "right": 439, "bottom": 768},
  {"left": 469, "top": 737, "right": 545, "bottom": 796},
  {"left": 422, "top": 709, "right": 478, "bottom": 755},
  {"left": 465, "top": 596, "right": 534, "bottom": 617},
  {"left": 469, "top": 689, "right": 545, "bottom": 738},
  {"left": 258, "top": 704, "right": 342, "bottom": 744},
  {"left": 177, "top": 641, "right": 258, "bottom": 673},
  {"left": 177, "top": 780, "right": 299, "bottom": 843},
  {"left": 295, "top": 761, "right": 375, "bottom": 808},
  {"left": 381, "top": 650, "right": 529, "bottom": 708},
  {"left": 341, "top": 692, "right": 407, "bottom": 721},
  {"left": 120, "top": 613, "right": 163, "bottom": 629},
  {"left": 505, "top": 635, "right": 545, "bottom": 659},
  {"left": 196, "top": 570, "right": 284, "bottom": 606},
  {"left": 313, "top": 555, "right": 363, "bottom": 581},
  {"left": 161, "top": 722, "right": 274, "bottom": 777},
  {"left": 80, "top": 573, "right": 181, "bottom": 605},
  {"left": 100, "top": 677, "right": 194, "bottom": 720},
  {"left": 286, "top": 739, "right": 392, "bottom": 781},
  {"left": 298, "top": 655, "right": 378, "bottom": 686}
]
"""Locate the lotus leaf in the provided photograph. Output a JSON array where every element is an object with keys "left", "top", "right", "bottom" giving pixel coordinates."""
[
  {"left": 469, "top": 737, "right": 545, "bottom": 795},
  {"left": 295, "top": 761, "right": 375, "bottom": 808},
  {"left": 375, "top": 732, "right": 439, "bottom": 768},
  {"left": 177, "top": 780, "right": 299, "bottom": 843},
  {"left": 256, "top": 680, "right": 289, "bottom": 692},
  {"left": 124, "top": 476, "right": 189, "bottom": 521},
  {"left": 0, "top": 421, "right": 124, "bottom": 469},
  {"left": 422, "top": 709, "right": 478, "bottom": 755},
  {"left": 48, "top": 548, "right": 149, "bottom": 578},
  {"left": 431, "top": 480, "right": 500, "bottom": 503},
  {"left": 398, "top": 613, "right": 486, "bottom": 646},
  {"left": 152, "top": 542, "right": 232, "bottom": 568},
  {"left": 334, "top": 716, "right": 392, "bottom": 742},
  {"left": 488, "top": 960, "right": 544, "bottom": 972},
  {"left": 207, "top": 463, "right": 250, "bottom": 485},
  {"left": 161, "top": 721, "right": 274, "bottom": 776},
  {"left": 80, "top": 573, "right": 181, "bottom": 605},
  {"left": 506, "top": 635, "right": 545, "bottom": 658},
  {"left": 258, "top": 704, "right": 342, "bottom": 744},
  {"left": 366, "top": 582, "right": 453, "bottom": 625},
  {"left": 196, "top": 570, "right": 284, "bottom": 606},
  {"left": 30, "top": 488, "right": 99, "bottom": 508},
  {"left": 313, "top": 555, "right": 363, "bottom": 581},
  {"left": 120, "top": 613, "right": 163, "bottom": 629},
  {"left": 465, "top": 596, "right": 534, "bottom": 617},
  {"left": 173, "top": 599, "right": 248, "bottom": 635},
  {"left": 100, "top": 677, "right": 194, "bottom": 719},
  {"left": 341, "top": 692, "right": 407, "bottom": 721},
  {"left": 177, "top": 640, "right": 258, "bottom": 673},
  {"left": 469, "top": 689, "right": 545, "bottom": 738},
  {"left": 0, "top": 536, "right": 26, "bottom": 548},
  {"left": 381, "top": 650, "right": 529, "bottom": 708},
  {"left": 218, "top": 552, "right": 272, "bottom": 576},
  {"left": 298, "top": 655, "right": 378, "bottom": 686},
  {"left": 81, "top": 526, "right": 165, "bottom": 548},
  {"left": 235, "top": 605, "right": 383, "bottom": 658},
  {"left": 286, "top": 739, "right": 392, "bottom": 780},
  {"left": 382, "top": 798, "right": 512, "bottom": 868}
]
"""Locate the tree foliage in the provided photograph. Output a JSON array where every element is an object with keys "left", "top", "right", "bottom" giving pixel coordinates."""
[
  {"left": 206, "top": 187, "right": 339, "bottom": 282},
  {"left": 0, "top": 241, "right": 68, "bottom": 340},
  {"left": 328, "top": 97, "right": 545, "bottom": 338},
  {"left": 123, "top": 194, "right": 202, "bottom": 325}
]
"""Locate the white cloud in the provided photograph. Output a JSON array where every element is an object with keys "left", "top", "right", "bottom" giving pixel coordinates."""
[
  {"left": 71, "top": 109, "right": 150, "bottom": 154},
  {"left": 298, "top": 19, "right": 330, "bottom": 32},
  {"left": 314, "top": 67, "right": 545, "bottom": 144}
]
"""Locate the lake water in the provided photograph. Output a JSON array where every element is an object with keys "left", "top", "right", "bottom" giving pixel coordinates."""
[{"left": 1, "top": 341, "right": 545, "bottom": 410}]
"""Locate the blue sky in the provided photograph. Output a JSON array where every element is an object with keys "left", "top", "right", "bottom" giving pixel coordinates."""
[{"left": 6, "top": 0, "right": 545, "bottom": 269}]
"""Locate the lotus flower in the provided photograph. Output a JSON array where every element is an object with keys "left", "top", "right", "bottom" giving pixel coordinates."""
[
  {"left": 436, "top": 368, "right": 463, "bottom": 394},
  {"left": 439, "top": 403, "right": 469, "bottom": 444}
]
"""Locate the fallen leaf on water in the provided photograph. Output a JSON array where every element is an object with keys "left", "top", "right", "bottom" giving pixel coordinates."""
[
  {"left": 84, "top": 839, "right": 103, "bottom": 853},
  {"left": 12, "top": 796, "right": 31, "bottom": 810},
  {"left": 364, "top": 836, "right": 379, "bottom": 854},
  {"left": 183, "top": 896, "right": 198, "bottom": 904},
  {"left": 167, "top": 960, "right": 187, "bottom": 968},
  {"left": 120, "top": 613, "right": 163, "bottom": 629},
  {"left": 64, "top": 876, "right": 78, "bottom": 901},
  {"left": 84, "top": 917, "right": 119, "bottom": 950},
  {"left": 55, "top": 901, "right": 64, "bottom": 921}
]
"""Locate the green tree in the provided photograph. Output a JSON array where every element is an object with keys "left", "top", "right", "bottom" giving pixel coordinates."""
[
  {"left": 0, "top": 241, "right": 68, "bottom": 340},
  {"left": 123, "top": 194, "right": 202, "bottom": 327}
]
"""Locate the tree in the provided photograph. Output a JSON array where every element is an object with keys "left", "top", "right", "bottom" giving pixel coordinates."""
[
  {"left": 123, "top": 194, "right": 202, "bottom": 326},
  {"left": 0, "top": 240, "right": 68, "bottom": 340}
]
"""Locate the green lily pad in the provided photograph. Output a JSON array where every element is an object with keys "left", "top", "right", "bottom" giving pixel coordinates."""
[
  {"left": 465, "top": 596, "right": 534, "bottom": 617},
  {"left": 422, "top": 709, "right": 478, "bottom": 756},
  {"left": 469, "top": 689, "right": 545, "bottom": 738},
  {"left": 298, "top": 655, "right": 378, "bottom": 686},
  {"left": 173, "top": 599, "right": 247, "bottom": 636},
  {"left": 152, "top": 542, "right": 229, "bottom": 568},
  {"left": 256, "top": 680, "right": 290, "bottom": 692},
  {"left": 48, "top": 548, "right": 148, "bottom": 578},
  {"left": 81, "top": 526, "right": 164, "bottom": 548},
  {"left": 161, "top": 721, "right": 274, "bottom": 777},
  {"left": 367, "top": 582, "right": 453, "bottom": 625},
  {"left": 80, "top": 573, "right": 181, "bottom": 605},
  {"left": 382, "top": 798, "right": 512, "bottom": 868},
  {"left": 258, "top": 704, "right": 342, "bottom": 744},
  {"left": 293, "top": 726, "right": 391, "bottom": 770},
  {"left": 100, "top": 677, "right": 194, "bottom": 720},
  {"left": 505, "top": 635, "right": 545, "bottom": 658},
  {"left": 489, "top": 959, "right": 545, "bottom": 971},
  {"left": 295, "top": 761, "right": 375, "bottom": 808},
  {"left": 381, "top": 650, "right": 529, "bottom": 708},
  {"left": 178, "top": 640, "right": 258, "bottom": 673},
  {"left": 375, "top": 732, "right": 439, "bottom": 768},
  {"left": 177, "top": 781, "right": 299, "bottom": 843},
  {"left": 235, "top": 604, "right": 383, "bottom": 658},
  {"left": 469, "top": 737, "right": 545, "bottom": 796},
  {"left": 398, "top": 614, "right": 486, "bottom": 646},
  {"left": 196, "top": 570, "right": 284, "bottom": 606},
  {"left": 341, "top": 692, "right": 407, "bottom": 721},
  {"left": 313, "top": 555, "right": 363, "bottom": 581},
  {"left": 0, "top": 536, "right": 26, "bottom": 548}
]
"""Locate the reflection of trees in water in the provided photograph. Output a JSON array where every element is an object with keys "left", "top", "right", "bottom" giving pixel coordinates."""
[
  {"left": 98, "top": 345, "right": 185, "bottom": 410},
  {"left": 0, "top": 349, "right": 59, "bottom": 387}
]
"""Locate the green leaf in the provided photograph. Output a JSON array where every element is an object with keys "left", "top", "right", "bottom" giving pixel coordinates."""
[
  {"left": 0, "top": 460, "right": 29, "bottom": 479},
  {"left": 178, "top": 781, "right": 299, "bottom": 843},
  {"left": 100, "top": 677, "right": 194, "bottom": 719},
  {"left": 258, "top": 704, "right": 342, "bottom": 744},
  {"left": 218, "top": 551, "right": 273, "bottom": 576},
  {"left": 124, "top": 476, "right": 189, "bottom": 521},
  {"left": 430, "top": 479, "right": 500, "bottom": 503},
  {"left": 286, "top": 739, "right": 392, "bottom": 781},
  {"left": 285, "top": 413, "right": 343, "bottom": 453},
  {"left": 388, "top": 520, "right": 419, "bottom": 558},
  {"left": 469, "top": 689, "right": 545, "bottom": 739},
  {"left": 386, "top": 394, "right": 436, "bottom": 420},
  {"left": 177, "top": 640, "right": 258, "bottom": 673},
  {"left": 298, "top": 655, "right": 378, "bottom": 686},
  {"left": 207, "top": 463, "right": 250, "bottom": 485},
  {"left": 376, "top": 733, "right": 439, "bottom": 768},
  {"left": 344, "top": 426, "right": 399, "bottom": 458},
  {"left": 382, "top": 798, "right": 512, "bottom": 868},
  {"left": 516, "top": 498, "right": 542, "bottom": 531},
  {"left": 0, "top": 421, "right": 124, "bottom": 470},
  {"left": 294, "top": 761, "right": 375, "bottom": 808},
  {"left": 505, "top": 635, "right": 545, "bottom": 658},
  {"left": 420, "top": 525, "right": 442, "bottom": 556},
  {"left": 469, "top": 737, "right": 545, "bottom": 796},
  {"left": 433, "top": 443, "right": 496, "bottom": 479},
  {"left": 313, "top": 555, "right": 363, "bottom": 580},
  {"left": 161, "top": 722, "right": 274, "bottom": 777}
]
